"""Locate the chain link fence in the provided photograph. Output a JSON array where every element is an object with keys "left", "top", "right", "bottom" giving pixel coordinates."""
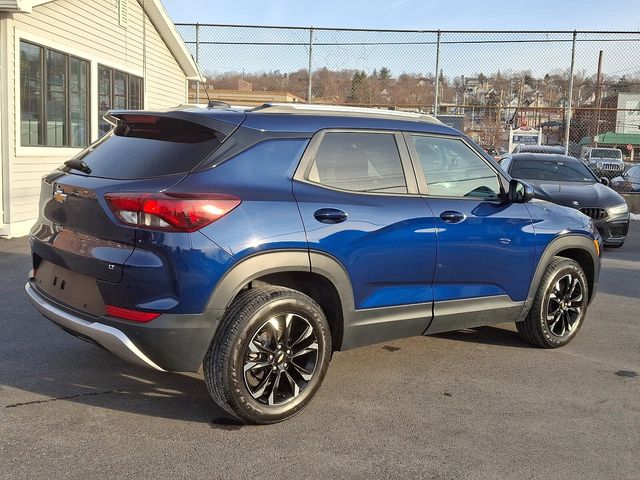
[{"left": 175, "top": 24, "right": 640, "bottom": 183}]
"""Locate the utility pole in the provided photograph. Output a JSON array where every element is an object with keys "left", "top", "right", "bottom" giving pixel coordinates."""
[
  {"left": 433, "top": 30, "right": 441, "bottom": 116},
  {"left": 307, "top": 27, "right": 314, "bottom": 103},
  {"left": 594, "top": 50, "right": 604, "bottom": 145},
  {"left": 195, "top": 23, "right": 200, "bottom": 104},
  {"left": 564, "top": 31, "right": 577, "bottom": 156}
]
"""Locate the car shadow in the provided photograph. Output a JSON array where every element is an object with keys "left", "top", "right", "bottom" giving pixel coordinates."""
[
  {"left": 433, "top": 324, "right": 536, "bottom": 348},
  {"left": 0, "top": 241, "right": 233, "bottom": 425}
]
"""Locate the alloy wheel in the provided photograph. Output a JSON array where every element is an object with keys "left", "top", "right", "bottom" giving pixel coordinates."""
[
  {"left": 546, "top": 273, "right": 584, "bottom": 337},
  {"left": 243, "top": 313, "right": 319, "bottom": 406}
]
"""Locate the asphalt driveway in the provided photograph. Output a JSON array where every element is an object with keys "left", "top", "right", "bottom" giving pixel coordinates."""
[{"left": 1, "top": 224, "right": 639, "bottom": 479}]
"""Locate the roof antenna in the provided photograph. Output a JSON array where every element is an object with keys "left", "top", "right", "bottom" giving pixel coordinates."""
[
  {"left": 200, "top": 78, "right": 214, "bottom": 106},
  {"left": 201, "top": 82, "right": 231, "bottom": 109}
]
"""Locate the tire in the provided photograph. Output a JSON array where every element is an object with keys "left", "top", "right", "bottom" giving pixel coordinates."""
[
  {"left": 516, "top": 256, "right": 589, "bottom": 348},
  {"left": 203, "top": 286, "right": 332, "bottom": 424}
]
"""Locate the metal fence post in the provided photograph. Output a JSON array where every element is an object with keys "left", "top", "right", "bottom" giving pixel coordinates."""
[
  {"left": 564, "top": 31, "right": 577, "bottom": 155},
  {"left": 307, "top": 27, "right": 314, "bottom": 103},
  {"left": 433, "top": 30, "right": 441, "bottom": 116},
  {"left": 195, "top": 23, "right": 200, "bottom": 104}
]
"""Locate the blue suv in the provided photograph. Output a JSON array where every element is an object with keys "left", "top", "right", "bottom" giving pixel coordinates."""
[{"left": 26, "top": 103, "right": 601, "bottom": 424}]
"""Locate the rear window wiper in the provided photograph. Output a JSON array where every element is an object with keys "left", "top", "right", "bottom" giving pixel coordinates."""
[{"left": 64, "top": 158, "right": 92, "bottom": 174}]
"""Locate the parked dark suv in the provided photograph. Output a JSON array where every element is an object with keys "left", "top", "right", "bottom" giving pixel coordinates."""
[{"left": 26, "top": 104, "right": 601, "bottom": 424}]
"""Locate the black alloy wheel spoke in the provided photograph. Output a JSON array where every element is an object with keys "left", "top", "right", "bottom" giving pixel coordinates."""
[
  {"left": 546, "top": 273, "right": 584, "bottom": 338},
  {"left": 244, "top": 313, "right": 319, "bottom": 406}
]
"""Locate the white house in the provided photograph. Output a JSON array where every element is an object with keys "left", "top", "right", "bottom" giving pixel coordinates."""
[{"left": 0, "top": 0, "right": 201, "bottom": 237}]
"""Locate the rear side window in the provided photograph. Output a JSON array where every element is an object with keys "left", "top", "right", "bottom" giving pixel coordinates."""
[
  {"left": 308, "top": 132, "right": 407, "bottom": 194},
  {"left": 66, "top": 116, "right": 225, "bottom": 179}
]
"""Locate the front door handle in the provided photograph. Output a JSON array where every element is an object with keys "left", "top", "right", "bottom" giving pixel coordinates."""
[
  {"left": 314, "top": 208, "right": 348, "bottom": 224},
  {"left": 439, "top": 210, "right": 465, "bottom": 224}
]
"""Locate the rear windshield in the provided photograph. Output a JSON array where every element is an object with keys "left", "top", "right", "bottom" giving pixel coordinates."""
[
  {"left": 590, "top": 149, "right": 621, "bottom": 159},
  {"left": 64, "top": 116, "right": 225, "bottom": 179}
]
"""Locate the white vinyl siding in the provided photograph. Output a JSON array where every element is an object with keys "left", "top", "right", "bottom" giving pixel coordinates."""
[{"left": 3, "top": 0, "right": 188, "bottom": 228}]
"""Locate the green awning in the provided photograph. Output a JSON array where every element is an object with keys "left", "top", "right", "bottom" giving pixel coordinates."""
[{"left": 594, "top": 131, "right": 640, "bottom": 146}]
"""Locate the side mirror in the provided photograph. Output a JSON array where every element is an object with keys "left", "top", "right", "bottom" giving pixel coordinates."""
[
  {"left": 508, "top": 179, "right": 535, "bottom": 203},
  {"left": 600, "top": 177, "right": 610, "bottom": 186}
]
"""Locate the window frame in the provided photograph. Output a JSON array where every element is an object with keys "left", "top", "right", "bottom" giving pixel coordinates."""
[
  {"left": 19, "top": 40, "right": 91, "bottom": 148},
  {"left": 294, "top": 129, "right": 419, "bottom": 196},
  {"left": 98, "top": 64, "right": 144, "bottom": 136},
  {"left": 403, "top": 132, "right": 509, "bottom": 201}
]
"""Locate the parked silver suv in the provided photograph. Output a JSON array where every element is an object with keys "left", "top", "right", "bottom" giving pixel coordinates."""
[{"left": 583, "top": 147, "right": 625, "bottom": 173}]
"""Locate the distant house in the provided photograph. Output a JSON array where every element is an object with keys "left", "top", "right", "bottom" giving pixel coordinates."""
[{"left": 0, "top": 0, "right": 201, "bottom": 237}]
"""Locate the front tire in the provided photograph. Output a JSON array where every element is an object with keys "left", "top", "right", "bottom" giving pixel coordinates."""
[
  {"left": 204, "top": 286, "right": 331, "bottom": 424},
  {"left": 516, "top": 257, "right": 588, "bottom": 348}
]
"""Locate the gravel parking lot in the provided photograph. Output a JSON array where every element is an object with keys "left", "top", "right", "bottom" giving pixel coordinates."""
[{"left": 1, "top": 224, "right": 639, "bottom": 480}]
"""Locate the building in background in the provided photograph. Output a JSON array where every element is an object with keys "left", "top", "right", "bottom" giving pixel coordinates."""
[
  {"left": 573, "top": 92, "right": 640, "bottom": 160},
  {"left": 0, "top": 0, "right": 201, "bottom": 237}
]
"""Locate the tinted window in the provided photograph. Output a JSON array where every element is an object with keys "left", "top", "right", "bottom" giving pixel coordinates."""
[
  {"left": 308, "top": 132, "right": 407, "bottom": 193},
  {"left": 411, "top": 135, "right": 501, "bottom": 198},
  {"left": 66, "top": 117, "right": 224, "bottom": 180},
  {"left": 511, "top": 159, "right": 596, "bottom": 183}
]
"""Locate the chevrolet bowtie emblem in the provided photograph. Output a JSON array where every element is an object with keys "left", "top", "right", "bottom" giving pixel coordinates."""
[{"left": 53, "top": 188, "right": 68, "bottom": 204}]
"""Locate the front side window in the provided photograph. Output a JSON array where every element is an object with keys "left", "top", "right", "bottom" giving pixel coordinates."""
[
  {"left": 308, "top": 132, "right": 407, "bottom": 194},
  {"left": 411, "top": 135, "right": 501, "bottom": 199},
  {"left": 20, "top": 41, "right": 89, "bottom": 147},
  {"left": 98, "top": 65, "right": 143, "bottom": 137}
]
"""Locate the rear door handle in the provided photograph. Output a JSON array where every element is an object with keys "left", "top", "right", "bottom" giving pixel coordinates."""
[
  {"left": 314, "top": 208, "right": 348, "bottom": 224},
  {"left": 439, "top": 210, "right": 465, "bottom": 224}
]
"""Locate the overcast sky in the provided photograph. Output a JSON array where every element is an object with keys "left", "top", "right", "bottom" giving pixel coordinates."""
[{"left": 162, "top": 0, "right": 640, "bottom": 31}]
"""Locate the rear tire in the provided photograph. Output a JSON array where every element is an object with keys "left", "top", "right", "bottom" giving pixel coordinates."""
[
  {"left": 204, "top": 286, "right": 331, "bottom": 424},
  {"left": 516, "top": 256, "right": 588, "bottom": 348}
]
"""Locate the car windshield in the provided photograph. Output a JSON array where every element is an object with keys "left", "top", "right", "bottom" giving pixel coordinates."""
[
  {"left": 590, "top": 149, "right": 621, "bottom": 159},
  {"left": 511, "top": 159, "right": 597, "bottom": 183}
]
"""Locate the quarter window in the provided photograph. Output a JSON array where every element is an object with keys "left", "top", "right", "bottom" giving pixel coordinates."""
[
  {"left": 308, "top": 132, "right": 407, "bottom": 194},
  {"left": 98, "top": 65, "right": 143, "bottom": 137},
  {"left": 19, "top": 41, "right": 89, "bottom": 147},
  {"left": 411, "top": 135, "right": 502, "bottom": 199}
]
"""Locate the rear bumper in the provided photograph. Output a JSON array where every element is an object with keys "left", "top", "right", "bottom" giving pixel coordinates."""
[
  {"left": 25, "top": 282, "right": 225, "bottom": 372},
  {"left": 25, "top": 282, "right": 165, "bottom": 371}
]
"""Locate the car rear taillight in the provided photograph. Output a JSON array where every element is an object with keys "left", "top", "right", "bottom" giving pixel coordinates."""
[{"left": 104, "top": 192, "right": 241, "bottom": 232}]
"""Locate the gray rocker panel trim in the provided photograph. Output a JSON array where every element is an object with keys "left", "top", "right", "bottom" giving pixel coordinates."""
[{"left": 425, "top": 295, "right": 525, "bottom": 335}]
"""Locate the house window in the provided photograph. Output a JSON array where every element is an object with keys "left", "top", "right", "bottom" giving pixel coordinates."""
[
  {"left": 19, "top": 40, "right": 90, "bottom": 147},
  {"left": 98, "top": 65, "right": 143, "bottom": 137}
]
